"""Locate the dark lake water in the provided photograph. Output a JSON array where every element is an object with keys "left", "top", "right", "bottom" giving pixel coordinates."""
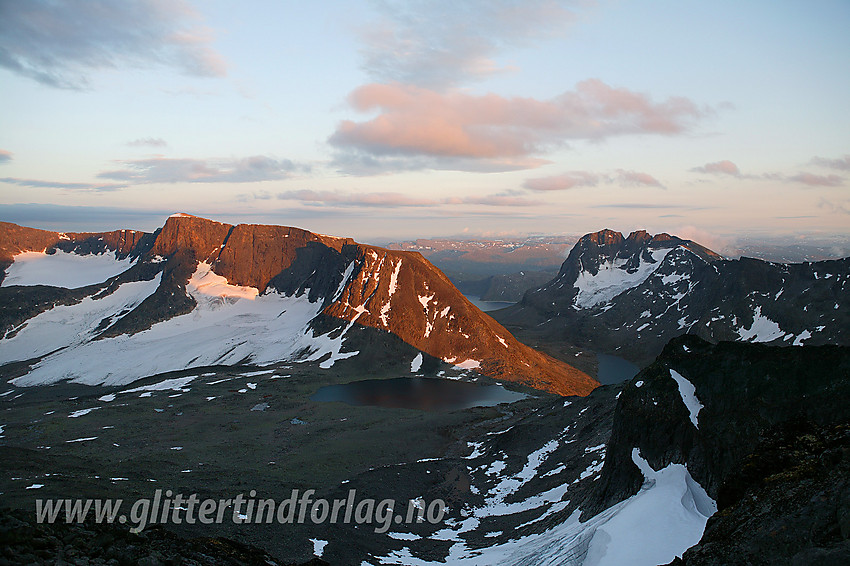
[
  {"left": 311, "top": 377, "right": 527, "bottom": 410},
  {"left": 596, "top": 353, "right": 640, "bottom": 385},
  {"left": 465, "top": 295, "right": 516, "bottom": 312}
]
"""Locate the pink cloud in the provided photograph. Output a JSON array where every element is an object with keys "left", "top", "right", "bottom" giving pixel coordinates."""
[
  {"left": 615, "top": 169, "right": 664, "bottom": 188},
  {"left": 691, "top": 160, "right": 741, "bottom": 176},
  {"left": 0, "top": 149, "right": 12, "bottom": 163},
  {"left": 523, "top": 171, "right": 600, "bottom": 191},
  {"left": 330, "top": 80, "right": 713, "bottom": 170}
]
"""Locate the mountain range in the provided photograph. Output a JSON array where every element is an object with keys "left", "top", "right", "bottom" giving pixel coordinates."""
[
  {"left": 0, "top": 215, "right": 595, "bottom": 396},
  {"left": 1, "top": 217, "right": 848, "bottom": 565},
  {"left": 495, "top": 229, "right": 850, "bottom": 365}
]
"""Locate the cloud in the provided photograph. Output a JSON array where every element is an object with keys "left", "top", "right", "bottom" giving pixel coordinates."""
[
  {"left": 811, "top": 154, "right": 850, "bottom": 171},
  {"left": 330, "top": 151, "right": 549, "bottom": 176},
  {"left": 690, "top": 160, "right": 741, "bottom": 176},
  {"left": 127, "top": 138, "right": 168, "bottom": 148},
  {"left": 787, "top": 172, "right": 844, "bottom": 187},
  {"left": 278, "top": 190, "right": 438, "bottom": 208},
  {"left": 524, "top": 171, "right": 600, "bottom": 191},
  {"left": 275, "top": 189, "right": 541, "bottom": 208},
  {"left": 0, "top": 0, "right": 226, "bottom": 89},
  {"left": 0, "top": 150, "right": 12, "bottom": 163},
  {"left": 0, "top": 177, "right": 126, "bottom": 191},
  {"left": 330, "top": 80, "right": 713, "bottom": 172},
  {"left": 98, "top": 156, "right": 301, "bottom": 184},
  {"left": 691, "top": 160, "right": 844, "bottom": 186},
  {"left": 443, "top": 193, "right": 543, "bottom": 206},
  {"left": 359, "top": 0, "right": 585, "bottom": 89},
  {"left": 615, "top": 169, "right": 664, "bottom": 188},
  {"left": 524, "top": 169, "right": 663, "bottom": 191},
  {"left": 818, "top": 198, "right": 850, "bottom": 215}
]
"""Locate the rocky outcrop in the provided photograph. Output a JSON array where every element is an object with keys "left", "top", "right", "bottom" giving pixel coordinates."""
[
  {"left": 0, "top": 506, "right": 327, "bottom": 566},
  {"left": 592, "top": 336, "right": 850, "bottom": 510}
]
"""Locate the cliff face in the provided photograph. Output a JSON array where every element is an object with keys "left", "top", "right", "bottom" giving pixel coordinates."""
[
  {"left": 149, "top": 215, "right": 596, "bottom": 396},
  {"left": 1, "top": 215, "right": 596, "bottom": 396}
]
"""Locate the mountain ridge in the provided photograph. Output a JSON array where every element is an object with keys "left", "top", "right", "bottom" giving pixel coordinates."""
[
  {"left": 495, "top": 228, "right": 849, "bottom": 365},
  {"left": 0, "top": 215, "right": 596, "bottom": 396}
]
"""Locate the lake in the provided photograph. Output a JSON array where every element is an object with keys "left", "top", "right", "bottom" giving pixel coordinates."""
[
  {"left": 465, "top": 295, "right": 516, "bottom": 312},
  {"left": 310, "top": 377, "right": 527, "bottom": 410},
  {"left": 596, "top": 353, "right": 640, "bottom": 385}
]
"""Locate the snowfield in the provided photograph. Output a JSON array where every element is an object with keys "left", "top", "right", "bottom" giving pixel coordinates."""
[
  {"left": 2, "top": 250, "right": 135, "bottom": 288},
  {"left": 376, "top": 446, "right": 715, "bottom": 566},
  {"left": 4, "top": 263, "right": 359, "bottom": 386},
  {"left": 573, "top": 248, "right": 672, "bottom": 308}
]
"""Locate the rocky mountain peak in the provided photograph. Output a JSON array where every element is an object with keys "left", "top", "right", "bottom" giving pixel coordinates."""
[{"left": 1, "top": 216, "right": 597, "bottom": 396}]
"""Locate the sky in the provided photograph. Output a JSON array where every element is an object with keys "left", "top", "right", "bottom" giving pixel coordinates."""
[{"left": 1, "top": 0, "right": 849, "bottom": 248}]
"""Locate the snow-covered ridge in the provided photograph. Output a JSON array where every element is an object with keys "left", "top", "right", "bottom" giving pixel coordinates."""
[
  {"left": 4, "top": 262, "right": 360, "bottom": 386},
  {"left": 2, "top": 249, "right": 134, "bottom": 288},
  {"left": 574, "top": 248, "right": 673, "bottom": 308}
]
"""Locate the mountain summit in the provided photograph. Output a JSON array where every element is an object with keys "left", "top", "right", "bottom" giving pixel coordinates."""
[
  {"left": 496, "top": 229, "right": 849, "bottom": 364},
  {"left": 0, "top": 215, "right": 596, "bottom": 395}
]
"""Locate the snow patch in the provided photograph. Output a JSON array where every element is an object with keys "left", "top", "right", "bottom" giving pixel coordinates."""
[
  {"left": 454, "top": 359, "right": 481, "bottom": 371},
  {"left": 669, "top": 369, "right": 703, "bottom": 429},
  {"left": 574, "top": 248, "right": 673, "bottom": 308},
  {"left": 411, "top": 353, "right": 423, "bottom": 373},
  {"left": 736, "top": 306, "right": 785, "bottom": 342},
  {"left": 2, "top": 250, "right": 134, "bottom": 288}
]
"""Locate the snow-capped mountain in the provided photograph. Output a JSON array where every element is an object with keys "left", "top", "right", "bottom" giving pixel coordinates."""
[
  {"left": 0, "top": 215, "right": 595, "bottom": 395},
  {"left": 496, "top": 229, "right": 850, "bottom": 364}
]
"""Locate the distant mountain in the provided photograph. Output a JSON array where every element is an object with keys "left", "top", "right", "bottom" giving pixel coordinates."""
[
  {"left": 385, "top": 236, "right": 573, "bottom": 276},
  {"left": 495, "top": 229, "right": 850, "bottom": 365},
  {"left": 0, "top": 215, "right": 595, "bottom": 395}
]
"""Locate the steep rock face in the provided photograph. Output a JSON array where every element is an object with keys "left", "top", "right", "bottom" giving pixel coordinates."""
[
  {"left": 590, "top": 335, "right": 850, "bottom": 514},
  {"left": 496, "top": 229, "right": 849, "bottom": 365},
  {"left": 1, "top": 215, "right": 596, "bottom": 396},
  {"left": 148, "top": 215, "right": 595, "bottom": 396}
]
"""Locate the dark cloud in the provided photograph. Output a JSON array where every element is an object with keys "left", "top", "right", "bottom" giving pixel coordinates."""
[
  {"left": 1, "top": 177, "right": 125, "bottom": 191},
  {"left": 98, "top": 156, "right": 301, "bottom": 184},
  {"left": 0, "top": 150, "right": 12, "bottom": 163},
  {"left": 0, "top": 0, "right": 226, "bottom": 89}
]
